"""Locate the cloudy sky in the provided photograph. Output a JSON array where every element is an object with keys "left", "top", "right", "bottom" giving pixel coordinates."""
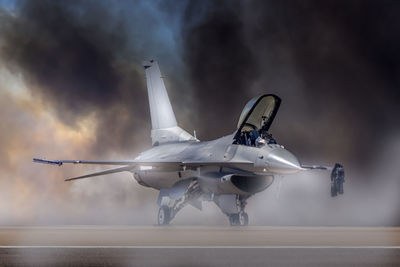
[{"left": 0, "top": 0, "right": 399, "bottom": 225}]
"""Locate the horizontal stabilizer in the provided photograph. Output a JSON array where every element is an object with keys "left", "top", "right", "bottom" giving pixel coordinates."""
[{"left": 65, "top": 165, "right": 133, "bottom": 181}]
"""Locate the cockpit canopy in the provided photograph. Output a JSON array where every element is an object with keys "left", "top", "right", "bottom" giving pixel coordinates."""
[
  {"left": 234, "top": 94, "right": 281, "bottom": 145},
  {"left": 237, "top": 94, "right": 281, "bottom": 132}
]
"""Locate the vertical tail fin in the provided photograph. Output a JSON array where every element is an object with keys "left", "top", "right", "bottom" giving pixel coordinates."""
[
  {"left": 143, "top": 60, "right": 177, "bottom": 129},
  {"left": 143, "top": 60, "right": 197, "bottom": 146}
]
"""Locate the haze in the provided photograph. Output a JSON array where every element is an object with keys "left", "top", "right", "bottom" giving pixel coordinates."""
[{"left": 0, "top": 0, "right": 399, "bottom": 226}]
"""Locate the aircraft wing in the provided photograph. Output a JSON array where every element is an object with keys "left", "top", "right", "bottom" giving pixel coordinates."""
[
  {"left": 33, "top": 158, "right": 253, "bottom": 168},
  {"left": 33, "top": 158, "right": 185, "bottom": 168},
  {"left": 33, "top": 158, "right": 140, "bottom": 166},
  {"left": 34, "top": 157, "right": 254, "bottom": 182},
  {"left": 33, "top": 157, "right": 255, "bottom": 178}
]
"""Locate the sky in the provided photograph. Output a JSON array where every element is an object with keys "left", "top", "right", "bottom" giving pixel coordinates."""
[{"left": 0, "top": 0, "right": 399, "bottom": 226}]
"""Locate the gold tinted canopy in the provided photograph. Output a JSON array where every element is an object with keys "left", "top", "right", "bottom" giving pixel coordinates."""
[{"left": 237, "top": 94, "right": 281, "bottom": 132}]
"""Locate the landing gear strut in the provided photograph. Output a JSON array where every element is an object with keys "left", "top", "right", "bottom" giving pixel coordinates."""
[
  {"left": 228, "top": 196, "right": 249, "bottom": 226},
  {"left": 157, "top": 179, "right": 202, "bottom": 225}
]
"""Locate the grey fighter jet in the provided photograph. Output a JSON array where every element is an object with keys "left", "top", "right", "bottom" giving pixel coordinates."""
[{"left": 34, "top": 60, "right": 344, "bottom": 226}]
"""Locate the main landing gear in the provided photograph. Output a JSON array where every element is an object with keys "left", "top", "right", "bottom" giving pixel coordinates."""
[
  {"left": 157, "top": 179, "right": 201, "bottom": 225},
  {"left": 157, "top": 181, "right": 251, "bottom": 226}
]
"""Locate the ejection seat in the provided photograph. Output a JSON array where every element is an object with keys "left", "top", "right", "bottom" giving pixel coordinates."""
[{"left": 233, "top": 94, "right": 281, "bottom": 147}]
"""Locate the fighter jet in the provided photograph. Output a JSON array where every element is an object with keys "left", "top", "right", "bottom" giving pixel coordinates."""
[{"left": 34, "top": 60, "right": 344, "bottom": 226}]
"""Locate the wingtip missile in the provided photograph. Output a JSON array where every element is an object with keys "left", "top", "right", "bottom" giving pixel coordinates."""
[{"left": 33, "top": 158, "right": 63, "bottom": 166}]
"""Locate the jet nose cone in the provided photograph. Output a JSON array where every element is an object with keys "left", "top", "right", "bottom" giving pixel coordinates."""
[{"left": 266, "top": 148, "right": 301, "bottom": 174}]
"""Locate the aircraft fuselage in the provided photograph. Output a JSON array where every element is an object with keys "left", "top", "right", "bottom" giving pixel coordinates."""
[{"left": 133, "top": 133, "right": 301, "bottom": 197}]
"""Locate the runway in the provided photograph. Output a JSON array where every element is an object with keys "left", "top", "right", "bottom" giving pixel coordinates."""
[{"left": 1, "top": 226, "right": 400, "bottom": 266}]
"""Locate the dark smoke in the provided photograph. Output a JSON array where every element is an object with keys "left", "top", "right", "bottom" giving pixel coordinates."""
[
  {"left": 182, "top": 0, "right": 400, "bottom": 167},
  {"left": 0, "top": 0, "right": 150, "bottom": 155},
  {"left": 180, "top": 0, "right": 400, "bottom": 224},
  {"left": 182, "top": 1, "right": 259, "bottom": 139}
]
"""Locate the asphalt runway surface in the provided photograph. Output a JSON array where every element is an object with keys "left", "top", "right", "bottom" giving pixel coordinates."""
[{"left": 1, "top": 226, "right": 399, "bottom": 266}]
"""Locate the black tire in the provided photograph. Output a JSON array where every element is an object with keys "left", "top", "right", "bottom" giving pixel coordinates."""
[
  {"left": 158, "top": 206, "right": 171, "bottom": 225},
  {"left": 229, "top": 213, "right": 248, "bottom": 226},
  {"left": 229, "top": 214, "right": 239, "bottom": 226},
  {"left": 240, "top": 212, "right": 249, "bottom": 226}
]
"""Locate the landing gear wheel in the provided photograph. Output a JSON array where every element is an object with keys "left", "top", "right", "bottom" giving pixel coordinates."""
[
  {"left": 239, "top": 212, "right": 249, "bottom": 226},
  {"left": 229, "top": 212, "right": 248, "bottom": 226},
  {"left": 158, "top": 206, "right": 171, "bottom": 225},
  {"left": 229, "top": 214, "right": 239, "bottom": 226}
]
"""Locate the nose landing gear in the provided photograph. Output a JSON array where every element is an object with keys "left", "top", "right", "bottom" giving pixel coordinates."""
[
  {"left": 220, "top": 195, "right": 248, "bottom": 226},
  {"left": 229, "top": 211, "right": 249, "bottom": 226}
]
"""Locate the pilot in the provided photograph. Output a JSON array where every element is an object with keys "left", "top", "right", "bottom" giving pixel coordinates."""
[
  {"left": 245, "top": 132, "right": 251, "bottom": 146},
  {"left": 250, "top": 129, "right": 259, "bottom": 146},
  {"left": 239, "top": 132, "right": 246, "bottom": 145}
]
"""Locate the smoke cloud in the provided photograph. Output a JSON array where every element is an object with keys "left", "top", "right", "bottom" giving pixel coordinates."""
[
  {"left": 0, "top": 0, "right": 151, "bottom": 154},
  {"left": 0, "top": 0, "right": 399, "bottom": 225}
]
